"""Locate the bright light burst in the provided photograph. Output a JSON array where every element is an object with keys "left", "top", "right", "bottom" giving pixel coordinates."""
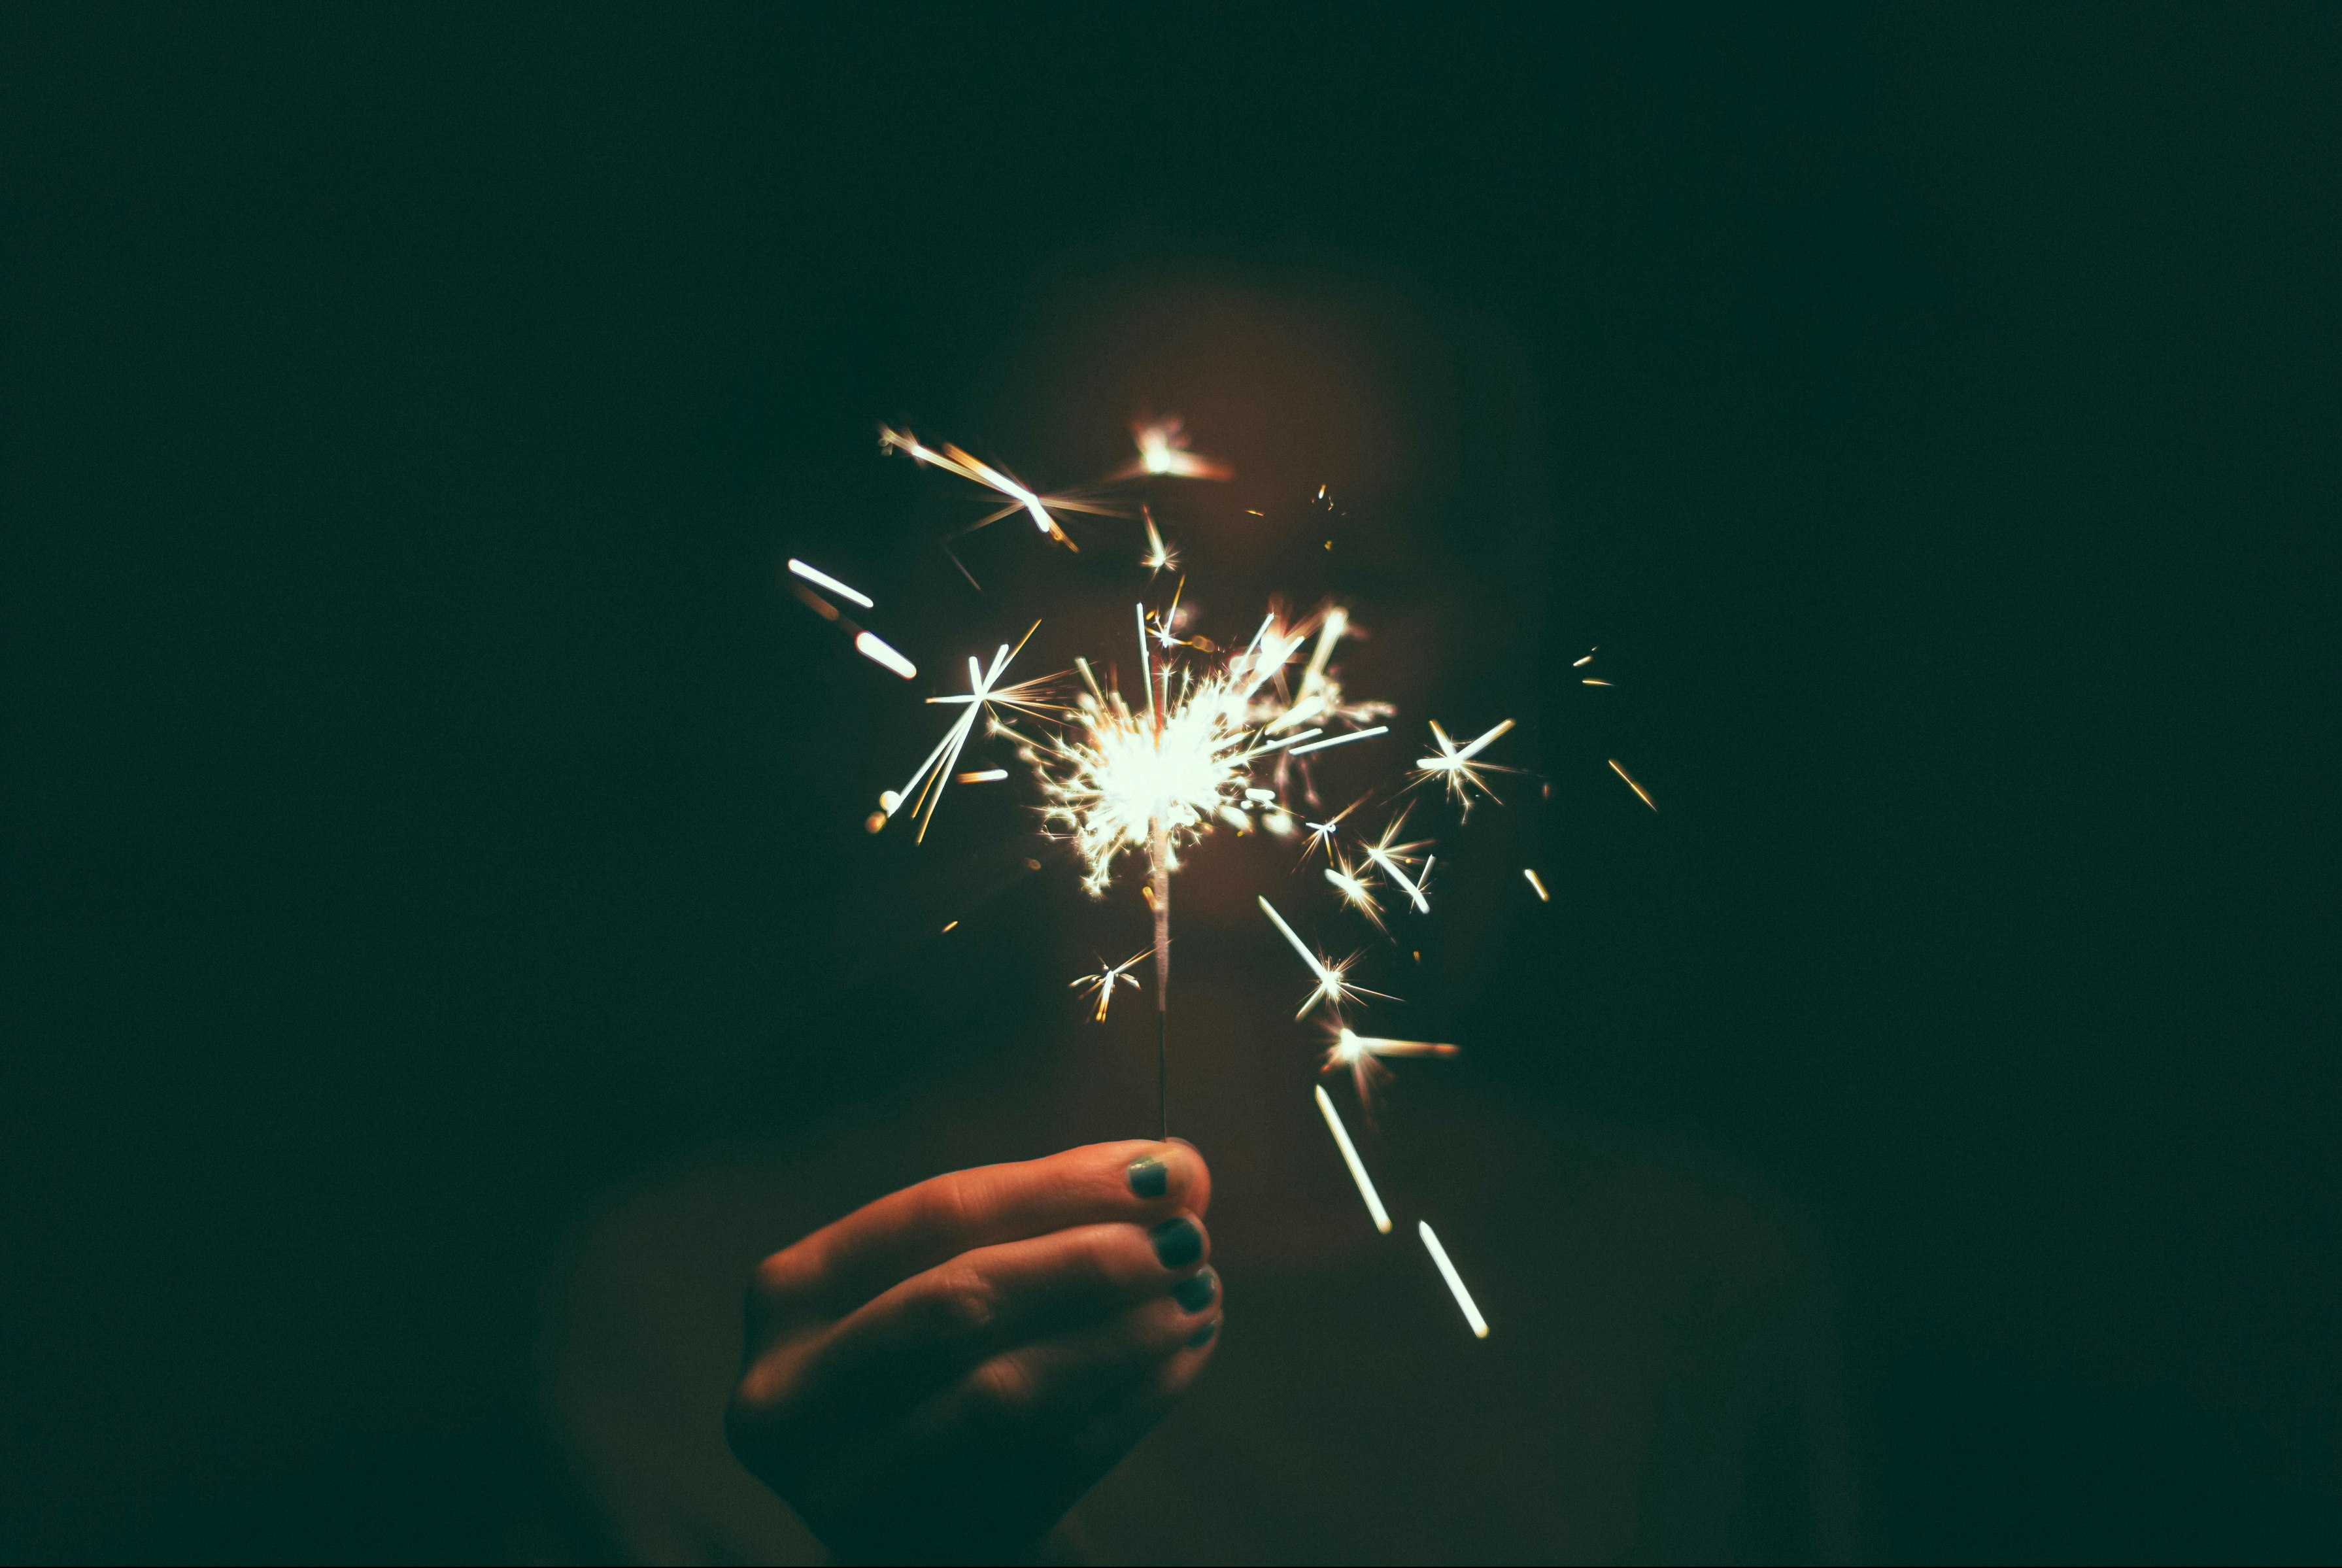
[
  {"left": 1141, "top": 505, "right": 1177, "bottom": 577},
  {"left": 1071, "top": 946, "right": 1150, "bottom": 1022},
  {"left": 1300, "top": 794, "right": 1367, "bottom": 864},
  {"left": 1129, "top": 417, "right": 1232, "bottom": 481},
  {"left": 1411, "top": 717, "right": 1517, "bottom": 817},
  {"left": 1361, "top": 806, "right": 1436, "bottom": 914},
  {"left": 1258, "top": 895, "right": 1393, "bottom": 1020},
  {"left": 1322, "top": 850, "right": 1387, "bottom": 934},
  {"left": 879, "top": 425, "right": 1126, "bottom": 551},
  {"left": 880, "top": 622, "right": 1061, "bottom": 842},
  {"left": 1019, "top": 602, "right": 1350, "bottom": 895},
  {"left": 1323, "top": 1025, "right": 1459, "bottom": 1111}
]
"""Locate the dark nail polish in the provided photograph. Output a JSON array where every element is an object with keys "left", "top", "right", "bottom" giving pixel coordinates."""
[
  {"left": 1185, "top": 1320, "right": 1219, "bottom": 1350},
  {"left": 1127, "top": 1155, "right": 1168, "bottom": 1199},
  {"left": 1170, "top": 1266, "right": 1218, "bottom": 1313},
  {"left": 1149, "top": 1216, "right": 1203, "bottom": 1270}
]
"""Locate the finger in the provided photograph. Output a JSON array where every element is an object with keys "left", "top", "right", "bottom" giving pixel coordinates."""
[
  {"left": 765, "top": 1219, "right": 1214, "bottom": 1440},
  {"left": 755, "top": 1295, "right": 1225, "bottom": 1558},
  {"left": 1063, "top": 1314, "right": 1221, "bottom": 1471},
  {"left": 758, "top": 1139, "right": 1211, "bottom": 1319},
  {"left": 921, "top": 1286, "right": 1225, "bottom": 1452}
]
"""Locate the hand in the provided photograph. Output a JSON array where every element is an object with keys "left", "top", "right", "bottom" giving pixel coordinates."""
[{"left": 725, "top": 1139, "right": 1221, "bottom": 1560}]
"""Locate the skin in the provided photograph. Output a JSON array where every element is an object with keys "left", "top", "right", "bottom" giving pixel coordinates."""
[{"left": 726, "top": 1139, "right": 1221, "bottom": 1561}]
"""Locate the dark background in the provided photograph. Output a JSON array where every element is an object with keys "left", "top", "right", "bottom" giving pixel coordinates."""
[{"left": 4, "top": 6, "right": 2335, "bottom": 1561}]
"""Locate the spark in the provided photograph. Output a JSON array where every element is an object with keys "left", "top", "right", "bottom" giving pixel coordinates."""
[
  {"left": 881, "top": 622, "right": 1057, "bottom": 842},
  {"left": 1287, "top": 724, "right": 1387, "bottom": 756},
  {"left": 955, "top": 768, "right": 1008, "bottom": 784},
  {"left": 1322, "top": 851, "right": 1386, "bottom": 933},
  {"left": 1608, "top": 757, "right": 1658, "bottom": 811},
  {"left": 1258, "top": 896, "right": 1392, "bottom": 1019},
  {"left": 1323, "top": 1025, "right": 1458, "bottom": 1110},
  {"left": 1582, "top": 678, "right": 1612, "bottom": 687},
  {"left": 1024, "top": 599, "right": 1354, "bottom": 896},
  {"left": 1071, "top": 946, "right": 1149, "bottom": 1023},
  {"left": 787, "top": 558, "right": 874, "bottom": 609},
  {"left": 1361, "top": 809, "right": 1436, "bottom": 913},
  {"left": 940, "top": 919, "right": 959, "bottom": 933},
  {"left": 1129, "top": 417, "right": 1230, "bottom": 481},
  {"left": 1412, "top": 717, "right": 1517, "bottom": 816},
  {"left": 1418, "top": 1221, "right": 1489, "bottom": 1338},
  {"left": 879, "top": 425, "right": 1125, "bottom": 551},
  {"left": 1523, "top": 868, "right": 1550, "bottom": 902},
  {"left": 855, "top": 632, "right": 918, "bottom": 680},
  {"left": 1300, "top": 795, "right": 1368, "bottom": 864},
  {"left": 1314, "top": 1085, "right": 1391, "bottom": 1234},
  {"left": 1141, "top": 505, "right": 1178, "bottom": 576}
]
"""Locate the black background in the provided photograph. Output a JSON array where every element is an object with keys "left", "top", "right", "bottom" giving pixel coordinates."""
[{"left": 4, "top": 7, "right": 2336, "bottom": 1561}]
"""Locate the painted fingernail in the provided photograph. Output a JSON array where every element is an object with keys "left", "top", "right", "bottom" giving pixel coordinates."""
[
  {"left": 1185, "top": 1319, "right": 1219, "bottom": 1350},
  {"left": 1170, "top": 1265, "right": 1218, "bottom": 1313},
  {"left": 1127, "top": 1155, "right": 1168, "bottom": 1199},
  {"left": 1149, "top": 1216, "right": 1204, "bottom": 1270}
]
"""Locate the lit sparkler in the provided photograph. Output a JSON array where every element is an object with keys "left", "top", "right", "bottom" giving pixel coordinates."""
[{"left": 855, "top": 412, "right": 1597, "bottom": 1346}]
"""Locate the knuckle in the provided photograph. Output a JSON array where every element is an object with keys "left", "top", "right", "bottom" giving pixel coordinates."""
[
  {"left": 921, "top": 1263, "right": 1002, "bottom": 1339},
  {"left": 913, "top": 1170, "right": 981, "bottom": 1246},
  {"left": 970, "top": 1352, "right": 1038, "bottom": 1416},
  {"left": 751, "top": 1248, "right": 806, "bottom": 1305}
]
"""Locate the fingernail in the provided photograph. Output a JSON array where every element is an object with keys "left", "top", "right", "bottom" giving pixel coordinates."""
[
  {"left": 1170, "top": 1265, "right": 1218, "bottom": 1313},
  {"left": 1185, "top": 1319, "right": 1219, "bottom": 1350},
  {"left": 1149, "top": 1216, "right": 1204, "bottom": 1270},
  {"left": 1127, "top": 1155, "right": 1169, "bottom": 1199}
]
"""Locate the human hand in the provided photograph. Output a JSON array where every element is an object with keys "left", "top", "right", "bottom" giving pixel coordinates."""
[{"left": 725, "top": 1140, "right": 1221, "bottom": 1560}]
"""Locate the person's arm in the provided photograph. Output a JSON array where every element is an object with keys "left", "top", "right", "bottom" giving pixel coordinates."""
[{"left": 726, "top": 1139, "right": 1221, "bottom": 1561}]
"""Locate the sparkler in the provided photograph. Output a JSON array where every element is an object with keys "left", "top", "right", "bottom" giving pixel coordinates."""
[
  {"left": 835, "top": 408, "right": 1648, "bottom": 1347},
  {"left": 1006, "top": 597, "right": 1385, "bottom": 1132}
]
